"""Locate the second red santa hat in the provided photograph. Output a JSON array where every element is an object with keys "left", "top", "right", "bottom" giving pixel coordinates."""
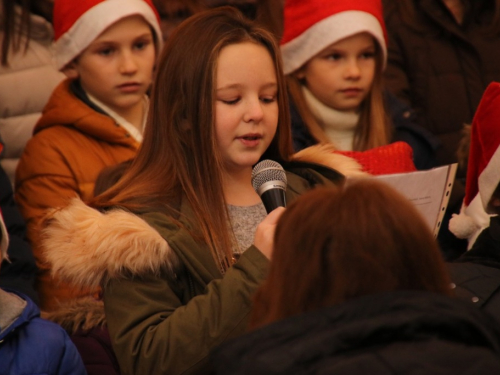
[
  {"left": 449, "top": 82, "right": 500, "bottom": 243},
  {"left": 280, "top": 0, "right": 387, "bottom": 75}
]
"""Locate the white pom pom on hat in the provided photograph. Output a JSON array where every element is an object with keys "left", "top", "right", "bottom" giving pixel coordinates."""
[{"left": 448, "top": 198, "right": 482, "bottom": 242}]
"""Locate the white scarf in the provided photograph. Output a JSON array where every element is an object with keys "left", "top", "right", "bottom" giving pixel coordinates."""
[
  {"left": 302, "top": 86, "right": 359, "bottom": 151},
  {"left": 87, "top": 93, "right": 148, "bottom": 143}
]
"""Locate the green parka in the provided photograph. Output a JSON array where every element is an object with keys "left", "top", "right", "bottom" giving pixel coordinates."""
[{"left": 42, "top": 154, "right": 363, "bottom": 375}]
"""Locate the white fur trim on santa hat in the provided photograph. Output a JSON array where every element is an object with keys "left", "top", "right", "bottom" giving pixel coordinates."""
[
  {"left": 479, "top": 144, "right": 500, "bottom": 214},
  {"left": 281, "top": 10, "right": 386, "bottom": 75},
  {"left": 0, "top": 213, "right": 9, "bottom": 261},
  {"left": 55, "top": 0, "right": 162, "bottom": 70}
]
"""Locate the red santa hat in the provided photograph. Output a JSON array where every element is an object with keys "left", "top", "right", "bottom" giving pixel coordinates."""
[
  {"left": 280, "top": 0, "right": 387, "bottom": 75},
  {"left": 53, "top": 0, "right": 163, "bottom": 70},
  {"left": 449, "top": 82, "right": 500, "bottom": 242}
]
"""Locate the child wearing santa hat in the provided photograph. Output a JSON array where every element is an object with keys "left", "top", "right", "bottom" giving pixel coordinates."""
[
  {"left": 448, "top": 82, "right": 500, "bottom": 316},
  {"left": 280, "top": 0, "right": 438, "bottom": 174},
  {"left": 449, "top": 82, "right": 500, "bottom": 247},
  {"left": 15, "top": 0, "right": 163, "bottom": 311}
]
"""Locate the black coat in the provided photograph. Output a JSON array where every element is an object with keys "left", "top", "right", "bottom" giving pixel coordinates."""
[
  {"left": 0, "top": 160, "right": 38, "bottom": 304},
  {"left": 212, "top": 291, "right": 500, "bottom": 375},
  {"left": 382, "top": 0, "right": 500, "bottom": 170},
  {"left": 448, "top": 216, "right": 500, "bottom": 317}
]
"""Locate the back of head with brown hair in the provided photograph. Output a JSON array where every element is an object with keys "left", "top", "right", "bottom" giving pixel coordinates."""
[
  {"left": 2, "top": 0, "right": 32, "bottom": 66},
  {"left": 1, "top": 0, "right": 56, "bottom": 66},
  {"left": 250, "top": 178, "right": 452, "bottom": 328}
]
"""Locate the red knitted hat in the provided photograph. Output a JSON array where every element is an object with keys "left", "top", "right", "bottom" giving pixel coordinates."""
[
  {"left": 280, "top": 0, "right": 387, "bottom": 75},
  {"left": 449, "top": 82, "right": 500, "bottom": 240},
  {"left": 53, "top": 0, "right": 162, "bottom": 70}
]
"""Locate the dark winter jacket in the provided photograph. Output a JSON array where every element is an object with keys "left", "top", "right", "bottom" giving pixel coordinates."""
[
  {"left": 212, "top": 290, "right": 500, "bottom": 375},
  {"left": 71, "top": 326, "right": 119, "bottom": 375},
  {"left": 0, "top": 157, "right": 38, "bottom": 304},
  {"left": 382, "top": 0, "right": 500, "bottom": 169},
  {"left": 0, "top": 288, "right": 86, "bottom": 375},
  {"left": 448, "top": 216, "right": 500, "bottom": 317},
  {"left": 290, "top": 90, "right": 439, "bottom": 170}
]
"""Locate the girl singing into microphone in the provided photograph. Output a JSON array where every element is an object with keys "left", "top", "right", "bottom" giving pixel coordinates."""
[{"left": 39, "top": 7, "right": 362, "bottom": 375}]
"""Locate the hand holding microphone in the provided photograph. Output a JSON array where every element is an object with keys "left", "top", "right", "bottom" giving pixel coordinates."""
[{"left": 253, "top": 206, "right": 285, "bottom": 260}]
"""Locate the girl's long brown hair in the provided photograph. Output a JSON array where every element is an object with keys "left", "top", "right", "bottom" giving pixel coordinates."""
[
  {"left": 91, "top": 6, "right": 292, "bottom": 273},
  {"left": 250, "top": 179, "right": 452, "bottom": 329},
  {"left": 2, "top": 0, "right": 31, "bottom": 66},
  {"left": 287, "top": 37, "right": 391, "bottom": 151}
]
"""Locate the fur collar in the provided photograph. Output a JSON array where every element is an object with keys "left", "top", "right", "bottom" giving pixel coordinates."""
[
  {"left": 42, "top": 200, "right": 177, "bottom": 291},
  {"left": 41, "top": 297, "right": 106, "bottom": 334}
]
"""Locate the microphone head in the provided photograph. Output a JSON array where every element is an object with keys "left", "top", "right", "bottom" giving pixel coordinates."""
[{"left": 251, "top": 160, "right": 287, "bottom": 195}]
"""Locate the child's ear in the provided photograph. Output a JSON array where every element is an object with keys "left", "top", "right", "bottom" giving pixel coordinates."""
[{"left": 62, "top": 61, "right": 80, "bottom": 79}]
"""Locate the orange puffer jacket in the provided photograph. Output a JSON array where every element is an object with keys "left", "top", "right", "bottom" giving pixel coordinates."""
[{"left": 15, "top": 78, "right": 140, "bottom": 311}]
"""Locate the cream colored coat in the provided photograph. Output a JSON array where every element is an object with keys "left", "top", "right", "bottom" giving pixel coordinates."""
[{"left": 0, "top": 7, "right": 65, "bottom": 185}]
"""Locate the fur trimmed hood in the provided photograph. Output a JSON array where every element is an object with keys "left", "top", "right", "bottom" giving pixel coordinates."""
[
  {"left": 41, "top": 296, "right": 106, "bottom": 334},
  {"left": 41, "top": 200, "right": 178, "bottom": 331},
  {"left": 42, "top": 200, "right": 177, "bottom": 291}
]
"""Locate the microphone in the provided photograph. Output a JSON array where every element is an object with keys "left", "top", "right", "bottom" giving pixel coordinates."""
[{"left": 251, "top": 160, "right": 287, "bottom": 214}]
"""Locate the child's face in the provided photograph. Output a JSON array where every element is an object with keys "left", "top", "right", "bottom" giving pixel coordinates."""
[
  {"left": 215, "top": 42, "right": 279, "bottom": 174},
  {"left": 67, "top": 15, "right": 156, "bottom": 118},
  {"left": 296, "top": 32, "right": 376, "bottom": 112}
]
